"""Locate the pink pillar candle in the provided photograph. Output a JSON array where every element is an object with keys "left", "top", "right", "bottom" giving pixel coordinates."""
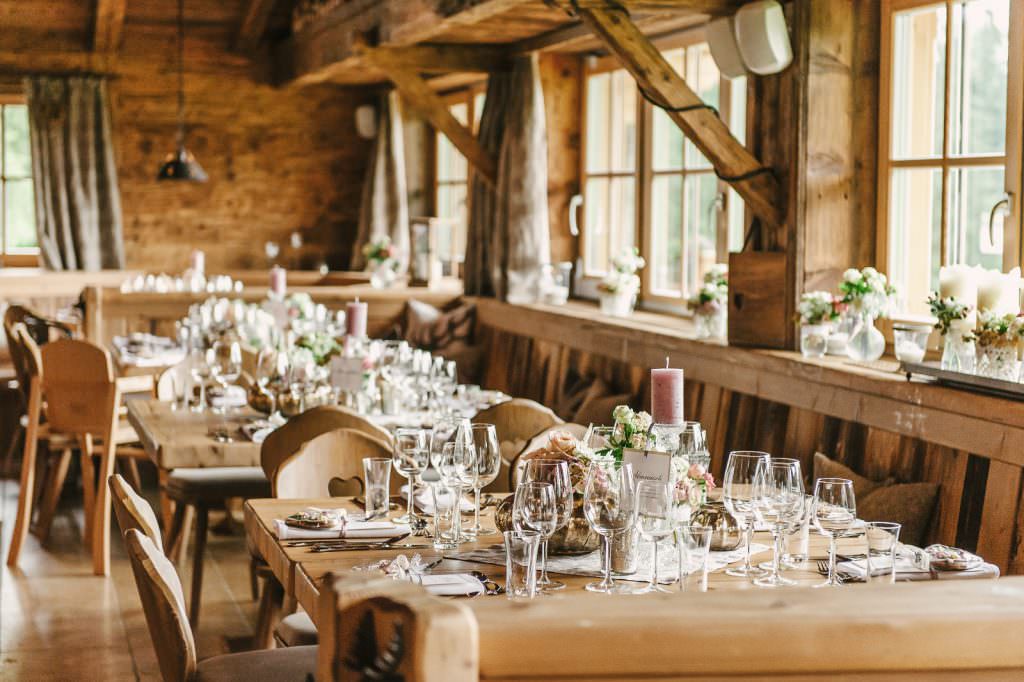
[
  {"left": 651, "top": 364, "right": 684, "bottom": 425},
  {"left": 189, "top": 249, "right": 205, "bottom": 276},
  {"left": 346, "top": 299, "right": 368, "bottom": 338},
  {"left": 269, "top": 266, "right": 287, "bottom": 297}
]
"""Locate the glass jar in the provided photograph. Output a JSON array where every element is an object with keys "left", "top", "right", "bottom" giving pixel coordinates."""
[
  {"left": 893, "top": 323, "right": 931, "bottom": 364},
  {"left": 976, "top": 344, "right": 1019, "bottom": 381},
  {"left": 799, "top": 324, "right": 829, "bottom": 358},
  {"left": 369, "top": 260, "right": 397, "bottom": 288},
  {"left": 695, "top": 309, "right": 726, "bottom": 340},
  {"left": 941, "top": 333, "right": 976, "bottom": 373}
]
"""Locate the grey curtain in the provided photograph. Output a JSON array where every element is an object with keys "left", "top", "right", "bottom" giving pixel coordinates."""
[
  {"left": 464, "top": 54, "right": 550, "bottom": 300},
  {"left": 26, "top": 76, "right": 125, "bottom": 271},
  {"left": 351, "top": 91, "right": 409, "bottom": 272}
]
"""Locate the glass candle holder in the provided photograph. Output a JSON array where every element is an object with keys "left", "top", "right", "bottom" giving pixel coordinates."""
[{"left": 893, "top": 323, "right": 931, "bottom": 364}]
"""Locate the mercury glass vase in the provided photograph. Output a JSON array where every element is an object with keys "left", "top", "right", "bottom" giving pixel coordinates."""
[
  {"left": 940, "top": 334, "right": 976, "bottom": 374},
  {"left": 846, "top": 313, "right": 885, "bottom": 362},
  {"left": 976, "top": 344, "right": 1019, "bottom": 381}
]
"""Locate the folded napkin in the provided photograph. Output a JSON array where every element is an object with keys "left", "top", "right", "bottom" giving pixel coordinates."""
[
  {"left": 209, "top": 385, "right": 248, "bottom": 409},
  {"left": 409, "top": 573, "right": 484, "bottom": 597},
  {"left": 837, "top": 556, "right": 1000, "bottom": 581},
  {"left": 402, "top": 484, "right": 475, "bottom": 515},
  {"left": 273, "top": 519, "right": 411, "bottom": 540}
]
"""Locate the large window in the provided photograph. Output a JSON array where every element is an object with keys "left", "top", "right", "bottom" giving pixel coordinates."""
[
  {"left": 434, "top": 89, "right": 485, "bottom": 276},
  {"left": 1, "top": 101, "right": 37, "bottom": 266},
  {"left": 580, "top": 37, "right": 747, "bottom": 306},
  {"left": 879, "top": 0, "right": 1023, "bottom": 314}
]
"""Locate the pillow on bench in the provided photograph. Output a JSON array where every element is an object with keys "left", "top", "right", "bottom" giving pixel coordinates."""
[
  {"left": 570, "top": 377, "right": 633, "bottom": 428},
  {"left": 813, "top": 452, "right": 938, "bottom": 547},
  {"left": 403, "top": 300, "right": 482, "bottom": 383}
]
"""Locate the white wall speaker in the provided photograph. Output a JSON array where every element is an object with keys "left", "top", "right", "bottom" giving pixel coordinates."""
[
  {"left": 706, "top": 16, "right": 746, "bottom": 79},
  {"left": 734, "top": 0, "right": 793, "bottom": 76},
  {"left": 355, "top": 104, "right": 378, "bottom": 139}
]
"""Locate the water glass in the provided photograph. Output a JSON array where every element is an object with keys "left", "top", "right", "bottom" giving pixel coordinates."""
[
  {"left": 866, "top": 521, "right": 902, "bottom": 584},
  {"left": 812, "top": 477, "right": 857, "bottom": 588},
  {"left": 522, "top": 459, "right": 572, "bottom": 591},
  {"left": 503, "top": 529, "right": 541, "bottom": 599},
  {"left": 393, "top": 428, "right": 430, "bottom": 529},
  {"left": 362, "top": 457, "right": 392, "bottom": 521},
  {"left": 676, "top": 525, "right": 712, "bottom": 592},
  {"left": 431, "top": 482, "right": 462, "bottom": 550}
]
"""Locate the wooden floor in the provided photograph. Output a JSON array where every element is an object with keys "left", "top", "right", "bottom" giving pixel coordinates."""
[{"left": 0, "top": 474, "right": 262, "bottom": 681}]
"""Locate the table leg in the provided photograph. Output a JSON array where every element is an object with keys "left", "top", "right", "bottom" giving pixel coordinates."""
[{"left": 189, "top": 505, "right": 209, "bottom": 630}]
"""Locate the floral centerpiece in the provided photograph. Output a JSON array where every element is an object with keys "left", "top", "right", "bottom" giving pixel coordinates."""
[
  {"left": 927, "top": 292, "right": 972, "bottom": 335},
  {"left": 796, "top": 291, "right": 842, "bottom": 358},
  {"left": 838, "top": 267, "right": 897, "bottom": 362},
  {"left": 296, "top": 331, "right": 342, "bottom": 366},
  {"left": 687, "top": 264, "right": 728, "bottom": 339},
  {"left": 362, "top": 236, "right": 399, "bottom": 288},
  {"left": 597, "top": 248, "right": 645, "bottom": 317}
]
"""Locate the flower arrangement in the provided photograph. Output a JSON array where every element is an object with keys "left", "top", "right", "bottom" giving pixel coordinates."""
[
  {"left": 597, "top": 248, "right": 645, "bottom": 294},
  {"left": 521, "top": 430, "right": 591, "bottom": 494},
  {"left": 362, "top": 235, "right": 397, "bottom": 266},
  {"left": 797, "top": 290, "right": 842, "bottom": 325},
  {"left": 675, "top": 462, "right": 716, "bottom": 507},
  {"left": 972, "top": 312, "right": 1024, "bottom": 348},
  {"left": 927, "top": 292, "right": 973, "bottom": 336},
  {"left": 687, "top": 265, "right": 728, "bottom": 315},
  {"left": 839, "top": 267, "right": 897, "bottom": 318},
  {"left": 591, "top": 405, "right": 653, "bottom": 461},
  {"left": 296, "top": 331, "right": 342, "bottom": 365}
]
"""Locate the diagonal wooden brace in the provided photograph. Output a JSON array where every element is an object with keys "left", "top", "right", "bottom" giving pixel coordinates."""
[{"left": 574, "top": 3, "right": 783, "bottom": 228}]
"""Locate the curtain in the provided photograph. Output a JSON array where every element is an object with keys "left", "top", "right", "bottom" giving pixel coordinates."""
[
  {"left": 351, "top": 91, "right": 409, "bottom": 272},
  {"left": 464, "top": 54, "right": 550, "bottom": 300},
  {"left": 25, "top": 76, "right": 125, "bottom": 271}
]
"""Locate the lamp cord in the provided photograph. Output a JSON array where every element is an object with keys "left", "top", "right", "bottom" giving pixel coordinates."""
[{"left": 176, "top": 0, "right": 185, "bottom": 150}]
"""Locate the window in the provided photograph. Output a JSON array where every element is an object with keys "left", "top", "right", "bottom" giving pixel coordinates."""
[
  {"left": 580, "top": 37, "right": 747, "bottom": 306},
  {"left": 1, "top": 101, "right": 37, "bottom": 266},
  {"left": 434, "top": 89, "right": 485, "bottom": 276},
  {"left": 879, "top": 0, "right": 1023, "bottom": 314}
]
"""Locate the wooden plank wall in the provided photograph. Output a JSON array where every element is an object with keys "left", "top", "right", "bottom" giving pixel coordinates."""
[{"left": 479, "top": 325, "right": 1024, "bottom": 575}]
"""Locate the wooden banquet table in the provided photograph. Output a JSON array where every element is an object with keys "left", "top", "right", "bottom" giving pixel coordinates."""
[{"left": 244, "top": 495, "right": 881, "bottom": 626}]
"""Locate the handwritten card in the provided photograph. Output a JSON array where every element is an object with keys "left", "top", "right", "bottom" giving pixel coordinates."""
[
  {"left": 330, "top": 356, "right": 365, "bottom": 393},
  {"left": 622, "top": 448, "right": 672, "bottom": 484}
]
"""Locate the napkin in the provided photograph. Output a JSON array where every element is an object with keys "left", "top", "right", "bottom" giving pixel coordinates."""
[
  {"left": 209, "top": 385, "right": 248, "bottom": 409},
  {"left": 410, "top": 573, "right": 484, "bottom": 597},
  {"left": 837, "top": 556, "right": 1000, "bottom": 581},
  {"left": 273, "top": 519, "right": 411, "bottom": 540}
]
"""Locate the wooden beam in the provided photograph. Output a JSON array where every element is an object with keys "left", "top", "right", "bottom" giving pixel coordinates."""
[
  {"left": 0, "top": 51, "right": 116, "bottom": 76},
  {"left": 235, "top": 0, "right": 276, "bottom": 54},
  {"left": 563, "top": 0, "right": 742, "bottom": 12},
  {"left": 573, "top": 3, "right": 783, "bottom": 228},
  {"left": 368, "top": 45, "right": 513, "bottom": 74},
  {"left": 93, "top": 0, "right": 126, "bottom": 54},
  {"left": 362, "top": 48, "right": 498, "bottom": 187}
]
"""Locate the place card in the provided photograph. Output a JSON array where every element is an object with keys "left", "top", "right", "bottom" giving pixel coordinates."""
[
  {"left": 622, "top": 448, "right": 672, "bottom": 484},
  {"left": 330, "top": 356, "right": 364, "bottom": 392}
]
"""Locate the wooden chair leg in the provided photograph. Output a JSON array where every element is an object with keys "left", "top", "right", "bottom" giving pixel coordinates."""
[
  {"left": 173, "top": 505, "right": 195, "bottom": 568},
  {"left": 0, "top": 421, "right": 23, "bottom": 479},
  {"left": 164, "top": 500, "right": 187, "bottom": 561},
  {"left": 34, "top": 448, "right": 72, "bottom": 543},
  {"left": 6, "top": 387, "right": 41, "bottom": 568},
  {"left": 252, "top": 574, "right": 284, "bottom": 650},
  {"left": 189, "top": 505, "right": 210, "bottom": 630},
  {"left": 79, "top": 435, "right": 95, "bottom": 547},
  {"left": 120, "top": 457, "right": 142, "bottom": 493},
  {"left": 157, "top": 468, "right": 174, "bottom": 530},
  {"left": 90, "top": 442, "right": 119, "bottom": 577},
  {"left": 249, "top": 556, "right": 260, "bottom": 601}
]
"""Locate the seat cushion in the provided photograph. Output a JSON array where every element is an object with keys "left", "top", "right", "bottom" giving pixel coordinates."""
[
  {"left": 166, "top": 466, "right": 270, "bottom": 502},
  {"left": 274, "top": 610, "right": 319, "bottom": 647},
  {"left": 195, "top": 645, "right": 317, "bottom": 682}
]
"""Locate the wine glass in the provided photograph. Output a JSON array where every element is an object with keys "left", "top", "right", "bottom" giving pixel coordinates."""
[
  {"left": 752, "top": 458, "right": 805, "bottom": 588},
  {"left": 722, "top": 450, "right": 771, "bottom": 578},
  {"left": 582, "top": 460, "right": 636, "bottom": 594},
  {"left": 513, "top": 481, "right": 557, "bottom": 587},
  {"left": 392, "top": 428, "right": 430, "bottom": 531},
  {"left": 584, "top": 426, "right": 615, "bottom": 454},
  {"left": 634, "top": 480, "right": 674, "bottom": 593},
  {"left": 522, "top": 459, "right": 572, "bottom": 591},
  {"left": 463, "top": 423, "right": 500, "bottom": 537},
  {"left": 679, "top": 421, "right": 710, "bottom": 471},
  {"left": 812, "top": 477, "right": 857, "bottom": 587},
  {"left": 188, "top": 346, "right": 211, "bottom": 412},
  {"left": 254, "top": 346, "right": 281, "bottom": 416},
  {"left": 209, "top": 339, "right": 242, "bottom": 414}
]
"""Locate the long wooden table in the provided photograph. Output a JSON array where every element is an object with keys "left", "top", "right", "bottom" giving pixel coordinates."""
[{"left": 245, "top": 496, "right": 875, "bottom": 625}]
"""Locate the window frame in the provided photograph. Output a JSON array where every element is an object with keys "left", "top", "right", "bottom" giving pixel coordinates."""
[
  {"left": 0, "top": 95, "right": 39, "bottom": 267},
  {"left": 876, "top": 0, "right": 1024, "bottom": 318},
  {"left": 578, "top": 28, "right": 747, "bottom": 312}
]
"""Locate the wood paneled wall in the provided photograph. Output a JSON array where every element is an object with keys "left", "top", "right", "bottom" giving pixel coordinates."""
[
  {"left": 478, "top": 324, "right": 1024, "bottom": 575},
  {"left": 538, "top": 52, "right": 581, "bottom": 265}
]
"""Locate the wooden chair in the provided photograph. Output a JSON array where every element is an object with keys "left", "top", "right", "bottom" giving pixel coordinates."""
[
  {"left": 123, "top": 528, "right": 317, "bottom": 682},
  {"left": 155, "top": 360, "right": 192, "bottom": 403},
  {"left": 109, "top": 473, "right": 163, "bottom": 550},
  {"left": 508, "top": 422, "right": 588, "bottom": 489},
  {"left": 472, "top": 398, "right": 563, "bottom": 493},
  {"left": 273, "top": 428, "right": 395, "bottom": 499}
]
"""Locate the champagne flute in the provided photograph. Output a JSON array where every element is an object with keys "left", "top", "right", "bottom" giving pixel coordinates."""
[
  {"left": 523, "top": 459, "right": 572, "bottom": 591},
  {"left": 513, "top": 481, "right": 557, "bottom": 587},
  {"left": 812, "top": 477, "right": 857, "bottom": 587},
  {"left": 752, "top": 458, "right": 805, "bottom": 588},
  {"left": 634, "top": 480, "right": 674, "bottom": 593},
  {"left": 392, "top": 428, "right": 430, "bottom": 530},
  {"left": 722, "top": 450, "right": 770, "bottom": 578},
  {"left": 582, "top": 460, "right": 636, "bottom": 594},
  {"left": 209, "top": 339, "right": 242, "bottom": 414},
  {"left": 465, "top": 423, "right": 501, "bottom": 537}
]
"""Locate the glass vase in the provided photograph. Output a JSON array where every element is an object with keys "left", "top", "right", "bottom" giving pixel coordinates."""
[
  {"left": 940, "top": 334, "right": 976, "bottom": 374},
  {"left": 369, "top": 261, "right": 397, "bottom": 289},
  {"left": 800, "top": 324, "right": 829, "bottom": 358},
  {"left": 695, "top": 309, "right": 726, "bottom": 340},
  {"left": 976, "top": 344, "right": 1019, "bottom": 381},
  {"left": 846, "top": 314, "right": 885, "bottom": 362}
]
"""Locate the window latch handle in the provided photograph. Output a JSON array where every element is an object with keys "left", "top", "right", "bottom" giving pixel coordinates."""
[
  {"left": 569, "top": 194, "right": 583, "bottom": 237},
  {"left": 989, "top": 193, "right": 1012, "bottom": 249}
]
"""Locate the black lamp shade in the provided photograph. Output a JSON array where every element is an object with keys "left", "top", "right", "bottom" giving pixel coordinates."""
[{"left": 156, "top": 146, "right": 208, "bottom": 182}]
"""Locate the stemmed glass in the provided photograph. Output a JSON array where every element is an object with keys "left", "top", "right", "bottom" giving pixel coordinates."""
[
  {"left": 522, "top": 459, "right": 572, "bottom": 591},
  {"left": 392, "top": 428, "right": 430, "bottom": 531},
  {"left": 188, "top": 345, "right": 211, "bottom": 413},
  {"left": 634, "top": 480, "right": 674, "bottom": 593},
  {"left": 209, "top": 339, "right": 242, "bottom": 414},
  {"left": 255, "top": 346, "right": 282, "bottom": 416},
  {"left": 463, "top": 423, "right": 501, "bottom": 537},
  {"left": 722, "top": 450, "right": 771, "bottom": 578},
  {"left": 752, "top": 458, "right": 805, "bottom": 587},
  {"left": 513, "top": 481, "right": 558, "bottom": 588},
  {"left": 584, "top": 426, "right": 615, "bottom": 453},
  {"left": 812, "top": 477, "right": 857, "bottom": 587},
  {"left": 582, "top": 460, "right": 636, "bottom": 594}
]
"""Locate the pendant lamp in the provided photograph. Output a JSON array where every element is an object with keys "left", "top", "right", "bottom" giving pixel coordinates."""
[{"left": 157, "top": 0, "right": 207, "bottom": 181}]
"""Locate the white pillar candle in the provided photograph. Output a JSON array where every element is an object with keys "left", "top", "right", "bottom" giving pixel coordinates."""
[{"left": 939, "top": 264, "right": 978, "bottom": 326}]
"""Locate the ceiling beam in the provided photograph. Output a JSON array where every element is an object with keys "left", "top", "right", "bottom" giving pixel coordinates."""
[
  {"left": 93, "top": 0, "right": 127, "bottom": 54},
  {"left": 362, "top": 47, "right": 498, "bottom": 187},
  {"left": 368, "top": 45, "right": 513, "bottom": 73},
  {"left": 0, "top": 51, "right": 116, "bottom": 76},
  {"left": 573, "top": 3, "right": 783, "bottom": 228},
  {"left": 235, "top": 0, "right": 276, "bottom": 54},
  {"left": 555, "top": 0, "right": 741, "bottom": 11}
]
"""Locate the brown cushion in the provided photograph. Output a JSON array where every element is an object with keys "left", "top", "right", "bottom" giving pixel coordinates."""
[
  {"left": 195, "top": 645, "right": 317, "bottom": 682},
  {"left": 813, "top": 452, "right": 938, "bottom": 546},
  {"left": 572, "top": 378, "right": 633, "bottom": 428},
  {"left": 403, "top": 299, "right": 475, "bottom": 351},
  {"left": 274, "top": 611, "right": 318, "bottom": 647},
  {"left": 166, "top": 466, "right": 271, "bottom": 502}
]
